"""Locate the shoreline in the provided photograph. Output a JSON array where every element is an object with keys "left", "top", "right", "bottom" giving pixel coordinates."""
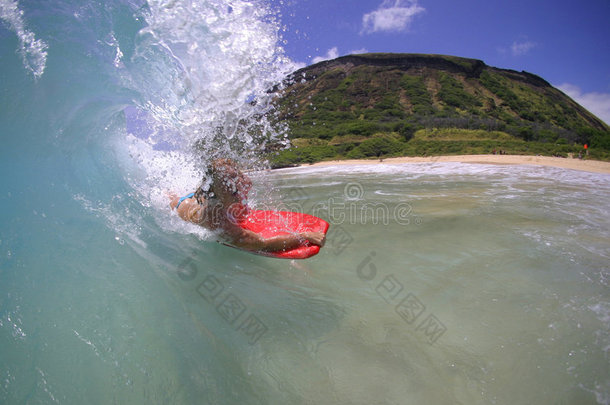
[{"left": 300, "top": 154, "right": 610, "bottom": 174}]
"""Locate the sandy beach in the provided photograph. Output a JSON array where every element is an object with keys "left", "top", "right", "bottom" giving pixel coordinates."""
[{"left": 307, "top": 154, "right": 610, "bottom": 174}]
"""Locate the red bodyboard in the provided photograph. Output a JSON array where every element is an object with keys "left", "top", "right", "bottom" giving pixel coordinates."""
[{"left": 236, "top": 210, "right": 329, "bottom": 259}]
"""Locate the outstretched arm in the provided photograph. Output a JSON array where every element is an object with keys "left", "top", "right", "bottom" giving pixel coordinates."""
[{"left": 230, "top": 228, "right": 325, "bottom": 252}]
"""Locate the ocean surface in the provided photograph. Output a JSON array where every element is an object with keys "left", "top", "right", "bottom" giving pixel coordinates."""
[{"left": 1, "top": 1, "right": 609, "bottom": 404}]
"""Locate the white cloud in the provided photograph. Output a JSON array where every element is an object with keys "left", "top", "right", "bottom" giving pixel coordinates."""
[
  {"left": 312, "top": 47, "right": 339, "bottom": 64},
  {"left": 557, "top": 83, "right": 610, "bottom": 125},
  {"left": 350, "top": 48, "right": 368, "bottom": 55},
  {"left": 510, "top": 40, "right": 536, "bottom": 56},
  {"left": 361, "top": 0, "right": 425, "bottom": 34}
]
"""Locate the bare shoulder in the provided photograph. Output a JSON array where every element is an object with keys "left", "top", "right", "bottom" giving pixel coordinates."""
[{"left": 176, "top": 198, "right": 202, "bottom": 223}]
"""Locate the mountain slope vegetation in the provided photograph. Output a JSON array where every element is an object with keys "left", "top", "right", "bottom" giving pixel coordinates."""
[{"left": 269, "top": 53, "right": 609, "bottom": 166}]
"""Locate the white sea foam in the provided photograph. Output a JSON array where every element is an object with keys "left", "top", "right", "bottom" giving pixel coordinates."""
[
  {"left": 280, "top": 162, "right": 610, "bottom": 189},
  {"left": 125, "top": 0, "right": 296, "bottom": 156},
  {"left": 104, "top": 31, "right": 124, "bottom": 68},
  {"left": 0, "top": 0, "right": 48, "bottom": 78},
  {"left": 113, "top": 133, "right": 216, "bottom": 240},
  {"left": 117, "top": 0, "right": 297, "bottom": 239}
]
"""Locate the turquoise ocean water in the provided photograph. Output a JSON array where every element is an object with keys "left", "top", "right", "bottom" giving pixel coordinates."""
[{"left": 1, "top": 1, "right": 609, "bottom": 404}]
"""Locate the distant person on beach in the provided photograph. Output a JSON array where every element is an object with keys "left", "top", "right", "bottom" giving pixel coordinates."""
[{"left": 169, "top": 158, "right": 325, "bottom": 252}]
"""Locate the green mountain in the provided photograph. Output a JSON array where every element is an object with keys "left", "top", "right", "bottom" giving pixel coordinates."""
[{"left": 270, "top": 53, "right": 610, "bottom": 167}]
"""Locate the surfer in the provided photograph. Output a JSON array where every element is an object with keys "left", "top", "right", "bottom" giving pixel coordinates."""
[{"left": 169, "top": 158, "right": 326, "bottom": 252}]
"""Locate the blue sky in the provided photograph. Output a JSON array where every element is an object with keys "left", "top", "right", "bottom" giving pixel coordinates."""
[{"left": 274, "top": 0, "right": 610, "bottom": 124}]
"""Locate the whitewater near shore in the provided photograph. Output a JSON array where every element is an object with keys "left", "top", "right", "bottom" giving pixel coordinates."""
[{"left": 305, "top": 154, "right": 610, "bottom": 174}]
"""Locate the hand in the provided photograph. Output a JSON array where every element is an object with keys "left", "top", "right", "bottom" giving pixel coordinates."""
[
  {"left": 167, "top": 191, "right": 179, "bottom": 209},
  {"left": 301, "top": 231, "right": 326, "bottom": 247}
]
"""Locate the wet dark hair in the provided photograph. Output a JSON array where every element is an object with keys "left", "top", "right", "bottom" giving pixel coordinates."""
[
  {"left": 193, "top": 185, "right": 211, "bottom": 204},
  {"left": 193, "top": 158, "right": 242, "bottom": 204},
  {"left": 193, "top": 164, "right": 214, "bottom": 204}
]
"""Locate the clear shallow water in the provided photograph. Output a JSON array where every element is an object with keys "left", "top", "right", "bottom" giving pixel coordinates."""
[
  {"left": 3, "top": 160, "right": 609, "bottom": 404},
  {"left": 269, "top": 163, "right": 610, "bottom": 405},
  {"left": 1, "top": 0, "right": 610, "bottom": 404}
]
